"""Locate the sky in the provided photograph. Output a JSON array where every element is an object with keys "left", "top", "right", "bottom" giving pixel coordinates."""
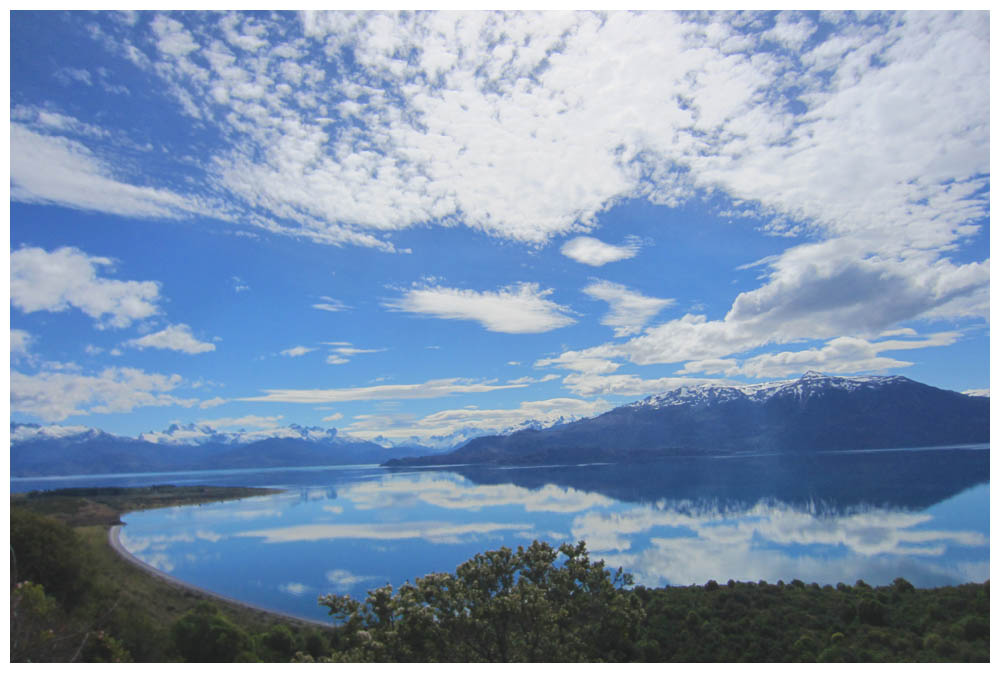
[{"left": 7, "top": 10, "right": 991, "bottom": 449}]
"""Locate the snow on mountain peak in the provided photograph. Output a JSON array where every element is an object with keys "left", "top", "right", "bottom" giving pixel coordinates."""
[{"left": 631, "top": 372, "right": 910, "bottom": 409}]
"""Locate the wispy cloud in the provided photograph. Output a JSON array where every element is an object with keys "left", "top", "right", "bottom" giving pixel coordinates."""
[
  {"left": 343, "top": 396, "right": 612, "bottom": 443},
  {"left": 240, "top": 377, "right": 530, "bottom": 404},
  {"left": 10, "top": 124, "right": 203, "bottom": 219},
  {"left": 237, "top": 520, "right": 533, "bottom": 544},
  {"left": 312, "top": 296, "right": 351, "bottom": 312}
]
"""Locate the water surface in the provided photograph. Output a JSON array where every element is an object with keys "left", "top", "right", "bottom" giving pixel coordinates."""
[{"left": 15, "top": 446, "right": 990, "bottom": 623}]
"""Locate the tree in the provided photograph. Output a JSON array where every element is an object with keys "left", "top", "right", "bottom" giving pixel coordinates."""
[
  {"left": 317, "top": 540, "right": 644, "bottom": 662},
  {"left": 10, "top": 508, "right": 89, "bottom": 609}
]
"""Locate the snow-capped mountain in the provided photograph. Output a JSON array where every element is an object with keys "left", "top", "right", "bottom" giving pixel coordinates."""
[
  {"left": 387, "top": 372, "right": 990, "bottom": 466},
  {"left": 630, "top": 371, "right": 912, "bottom": 409},
  {"left": 10, "top": 421, "right": 437, "bottom": 477}
]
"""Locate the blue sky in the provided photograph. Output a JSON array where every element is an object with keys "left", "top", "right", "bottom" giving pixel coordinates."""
[{"left": 8, "top": 10, "right": 990, "bottom": 448}]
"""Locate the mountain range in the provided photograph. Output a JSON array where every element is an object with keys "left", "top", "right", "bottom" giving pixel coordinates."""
[
  {"left": 9, "top": 423, "right": 436, "bottom": 478},
  {"left": 384, "top": 372, "right": 990, "bottom": 467},
  {"left": 11, "top": 372, "right": 989, "bottom": 477}
]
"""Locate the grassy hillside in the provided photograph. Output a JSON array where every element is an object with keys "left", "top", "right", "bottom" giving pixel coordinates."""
[{"left": 11, "top": 486, "right": 333, "bottom": 662}]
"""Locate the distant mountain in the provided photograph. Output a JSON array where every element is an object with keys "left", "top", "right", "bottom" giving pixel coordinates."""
[
  {"left": 10, "top": 423, "right": 438, "bottom": 477},
  {"left": 385, "top": 372, "right": 990, "bottom": 467}
]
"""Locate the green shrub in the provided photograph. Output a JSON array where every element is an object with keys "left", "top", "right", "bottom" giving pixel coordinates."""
[{"left": 171, "top": 603, "right": 254, "bottom": 662}]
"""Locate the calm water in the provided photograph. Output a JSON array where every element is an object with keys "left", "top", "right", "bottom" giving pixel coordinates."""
[{"left": 13, "top": 446, "right": 990, "bottom": 623}]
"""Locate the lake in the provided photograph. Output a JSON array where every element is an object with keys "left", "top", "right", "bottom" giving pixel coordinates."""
[{"left": 12, "top": 445, "right": 990, "bottom": 624}]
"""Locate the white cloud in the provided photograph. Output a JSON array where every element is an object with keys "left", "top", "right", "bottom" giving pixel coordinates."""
[
  {"left": 560, "top": 373, "right": 733, "bottom": 398},
  {"left": 199, "top": 396, "right": 228, "bottom": 409},
  {"left": 385, "top": 282, "right": 575, "bottom": 334},
  {"left": 573, "top": 498, "right": 987, "bottom": 588},
  {"left": 11, "top": 329, "right": 33, "bottom": 359},
  {"left": 506, "top": 374, "right": 560, "bottom": 385},
  {"left": 312, "top": 297, "right": 351, "bottom": 312},
  {"left": 544, "top": 239, "right": 987, "bottom": 379},
  {"left": 279, "top": 582, "right": 312, "bottom": 597},
  {"left": 196, "top": 414, "right": 284, "bottom": 430},
  {"left": 343, "top": 396, "right": 612, "bottom": 443},
  {"left": 963, "top": 389, "right": 989, "bottom": 397},
  {"left": 125, "top": 324, "right": 216, "bottom": 354},
  {"left": 535, "top": 350, "right": 622, "bottom": 375},
  {"left": 679, "top": 332, "right": 962, "bottom": 379},
  {"left": 10, "top": 124, "right": 202, "bottom": 219},
  {"left": 11, "top": 366, "right": 196, "bottom": 422},
  {"left": 11, "top": 246, "right": 161, "bottom": 328},
  {"left": 340, "top": 473, "right": 614, "bottom": 514},
  {"left": 240, "top": 377, "right": 530, "bottom": 404},
  {"left": 561, "top": 236, "right": 641, "bottom": 266},
  {"left": 325, "top": 570, "right": 378, "bottom": 590},
  {"left": 237, "top": 520, "right": 532, "bottom": 544},
  {"left": 582, "top": 280, "right": 674, "bottom": 337},
  {"left": 321, "top": 342, "right": 387, "bottom": 365},
  {"left": 322, "top": 412, "right": 344, "bottom": 422},
  {"left": 32, "top": 11, "right": 987, "bottom": 277},
  {"left": 281, "top": 345, "right": 315, "bottom": 357}
]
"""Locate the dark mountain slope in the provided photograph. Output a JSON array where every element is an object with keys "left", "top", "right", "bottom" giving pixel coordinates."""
[{"left": 385, "top": 373, "right": 989, "bottom": 466}]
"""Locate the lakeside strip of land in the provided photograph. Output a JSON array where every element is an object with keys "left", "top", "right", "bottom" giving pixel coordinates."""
[
  {"left": 12, "top": 485, "right": 334, "bottom": 631},
  {"left": 107, "top": 524, "right": 332, "bottom": 629}
]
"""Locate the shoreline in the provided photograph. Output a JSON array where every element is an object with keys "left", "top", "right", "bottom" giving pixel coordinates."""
[{"left": 107, "top": 523, "right": 332, "bottom": 630}]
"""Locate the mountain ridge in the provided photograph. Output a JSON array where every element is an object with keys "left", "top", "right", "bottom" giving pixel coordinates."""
[{"left": 384, "top": 373, "right": 989, "bottom": 467}]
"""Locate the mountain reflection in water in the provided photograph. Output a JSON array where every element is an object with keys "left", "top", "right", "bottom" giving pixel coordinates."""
[{"left": 115, "top": 446, "right": 988, "bottom": 622}]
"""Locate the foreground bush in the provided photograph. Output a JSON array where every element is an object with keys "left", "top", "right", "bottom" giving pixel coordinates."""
[{"left": 316, "top": 540, "right": 644, "bottom": 662}]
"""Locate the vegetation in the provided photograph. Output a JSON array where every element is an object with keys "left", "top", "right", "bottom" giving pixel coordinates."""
[
  {"left": 10, "top": 486, "right": 990, "bottom": 662},
  {"left": 10, "top": 486, "right": 332, "bottom": 662}
]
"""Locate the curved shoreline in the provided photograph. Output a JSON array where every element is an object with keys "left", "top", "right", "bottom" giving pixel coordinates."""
[{"left": 108, "top": 524, "right": 332, "bottom": 629}]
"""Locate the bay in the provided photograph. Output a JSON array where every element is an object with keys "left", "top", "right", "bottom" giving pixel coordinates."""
[{"left": 13, "top": 445, "right": 990, "bottom": 624}]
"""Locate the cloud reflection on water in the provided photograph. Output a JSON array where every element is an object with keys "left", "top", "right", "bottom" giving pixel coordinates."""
[
  {"left": 236, "top": 520, "right": 534, "bottom": 544},
  {"left": 340, "top": 472, "right": 615, "bottom": 513}
]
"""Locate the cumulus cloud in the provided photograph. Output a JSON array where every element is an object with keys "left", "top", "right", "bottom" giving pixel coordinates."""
[
  {"left": 125, "top": 324, "right": 216, "bottom": 354},
  {"left": 384, "top": 282, "right": 575, "bottom": 334},
  {"left": 582, "top": 280, "right": 674, "bottom": 337},
  {"left": 561, "top": 237, "right": 641, "bottom": 266},
  {"left": 11, "top": 246, "right": 161, "bottom": 328},
  {"left": 240, "top": 377, "right": 530, "bottom": 404},
  {"left": 11, "top": 366, "right": 196, "bottom": 421}
]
